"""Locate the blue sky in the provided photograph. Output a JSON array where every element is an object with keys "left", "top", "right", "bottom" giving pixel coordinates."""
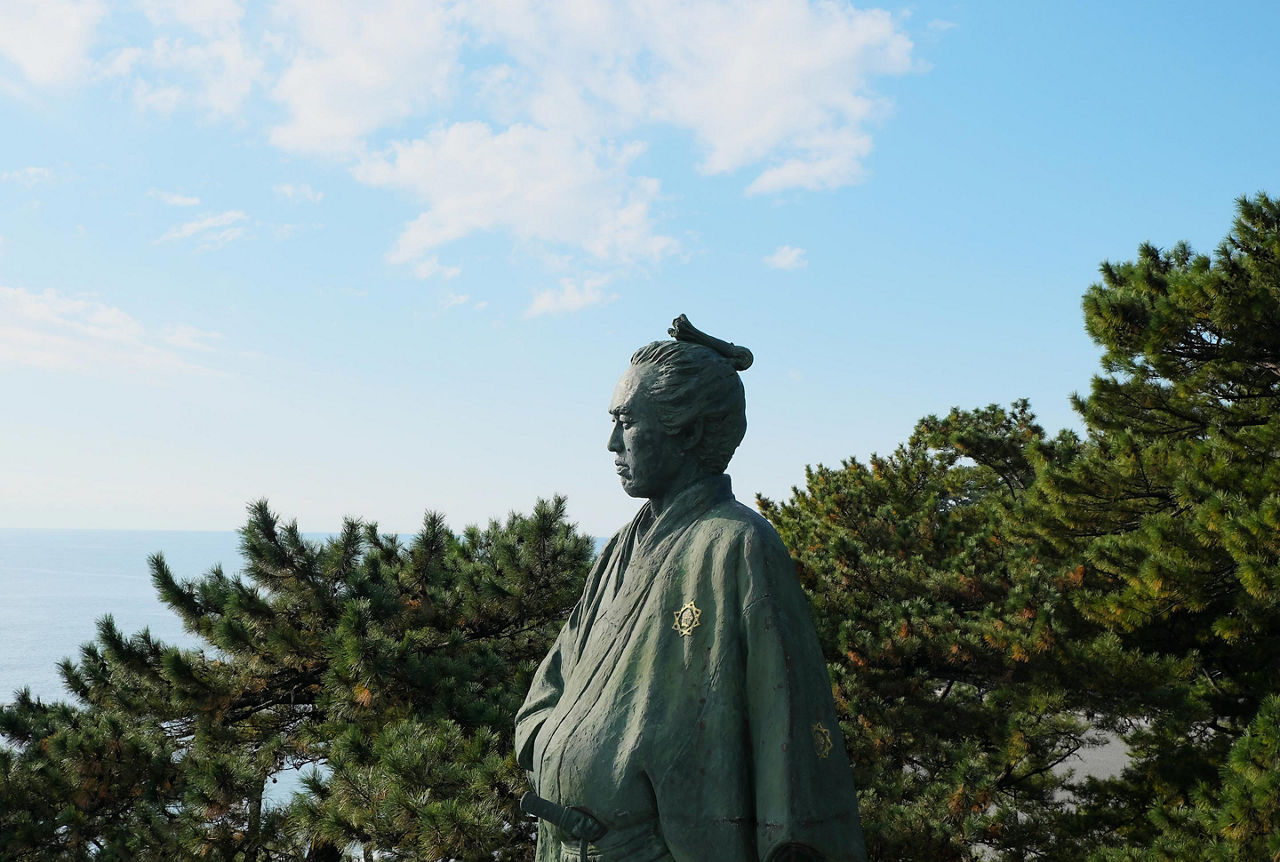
[{"left": 2, "top": 1, "right": 1277, "bottom": 536}]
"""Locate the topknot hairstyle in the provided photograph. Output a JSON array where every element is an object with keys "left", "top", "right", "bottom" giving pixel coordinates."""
[{"left": 628, "top": 315, "right": 751, "bottom": 474}]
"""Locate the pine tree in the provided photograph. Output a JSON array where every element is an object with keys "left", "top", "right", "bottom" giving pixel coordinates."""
[
  {"left": 1030, "top": 193, "right": 1280, "bottom": 858},
  {"left": 0, "top": 497, "right": 592, "bottom": 861},
  {"left": 760, "top": 402, "right": 1101, "bottom": 861},
  {"left": 0, "top": 687, "right": 183, "bottom": 860}
]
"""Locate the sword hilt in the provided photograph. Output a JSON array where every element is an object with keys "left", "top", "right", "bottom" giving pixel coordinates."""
[{"left": 519, "top": 791, "right": 609, "bottom": 843}]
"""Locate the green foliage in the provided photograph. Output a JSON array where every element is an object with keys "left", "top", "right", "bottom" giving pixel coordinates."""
[
  {"left": 0, "top": 689, "right": 183, "bottom": 860},
  {"left": 1, "top": 497, "right": 591, "bottom": 861},
  {"left": 1200, "top": 692, "right": 1280, "bottom": 860},
  {"left": 5, "top": 193, "right": 1280, "bottom": 861},
  {"left": 1030, "top": 193, "right": 1280, "bottom": 858},
  {"left": 760, "top": 401, "right": 1099, "bottom": 861}
]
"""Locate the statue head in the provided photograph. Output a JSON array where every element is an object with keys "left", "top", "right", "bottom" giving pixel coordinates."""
[{"left": 608, "top": 315, "right": 751, "bottom": 502}]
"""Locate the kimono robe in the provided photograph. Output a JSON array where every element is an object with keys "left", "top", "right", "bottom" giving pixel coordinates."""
[{"left": 515, "top": 475, "right": 866, "bottom": 862}]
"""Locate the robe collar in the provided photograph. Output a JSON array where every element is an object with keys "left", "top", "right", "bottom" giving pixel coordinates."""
[
  {"left": 634, "top": 473, "right": 734, "bottom": 552},
  {"left": 570, "top": 473, "right": 735, "bottom": 661}
]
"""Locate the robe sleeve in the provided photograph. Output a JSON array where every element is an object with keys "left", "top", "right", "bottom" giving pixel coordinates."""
[
  {"left": 741, "top": 530, "right": 867, "bottom": 862},
  {"left": 515, "top": 617, "right": 570, "bottom": 772}
]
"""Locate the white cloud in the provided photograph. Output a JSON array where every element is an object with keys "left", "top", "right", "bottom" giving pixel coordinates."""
[
  {"left": 137, "top": 0, "right": 244, "bottom": 36},
  {"left": 412, "top": 256, "right": 462, "bottom": 280},
  {"left": 928, "top": 19, "right": 958, "bottom": 32},
  {"left": 150, "top": 188, "right": 200, "bottom": 206},
  {"left": 465, "top": 0, "right": 913, "bottom": 192},
  {"left": 746, "top": 128, "right": 872, "bottom": 194},
  {"left": 648, "top": 3, "right": 907, "bottom": 191},
  {"left": 196, "top": 227, "right": 246, "bottom": 251},
  {"left": 162, "top": 323, "right": 222, "bottom": 351},
  {"left": 267, "top": 0, "right": 461, "bottom": 156},
  {"left": 2, "top": 1, "right": 917, "bottom": 280},
  {"left": 273, "top": 182, "right": 323, "bottom": 203},
  {"left": 156, "top": 210, "right": 248, "bottom": 248},
  {"left": 0, "top": 286, "right": 214, "bottom": 376},
  {"left": 99, "top": 45, "right": 143, "bottom": 78},
  {"left": 132, "top": 79, "right": 183, "bottom": 113},
  {"left": 259, "top": 1, "right": 913, "bottom": 267},
  {"left": 526, "top": 275, "right": 617, "bottom": 317},
  {"left": 764, "top": 244, "right": 807, "bottom": 270},
  {"left": 192, "top": 34, "right": 262, "bottom": 115},
  {"left": 1, "top": 166, "right": 53, "bottom": 186},
  {"left": 129, "top": 32, "right": 262, "bottom": 116},
  {"left": 101, "top": 0, "right": 261, "bottom": 118},
  {"left": 358, "top": 122, "right": 676, "bottom": 269},
  {"left": 441, "top": 292, "right": 469, "bottom": 308},
  {"left": 0, "top": 0, "right": 106, "bottom": 86}
]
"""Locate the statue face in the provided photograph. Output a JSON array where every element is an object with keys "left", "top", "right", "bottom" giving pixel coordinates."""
[{"left": 608, "top": 365, "right": 689, "bottom": 500}]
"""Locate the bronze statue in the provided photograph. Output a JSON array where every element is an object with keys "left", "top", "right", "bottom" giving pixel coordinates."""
[{"left": 516, "top": 316, "right": 866, "bottom": 861}]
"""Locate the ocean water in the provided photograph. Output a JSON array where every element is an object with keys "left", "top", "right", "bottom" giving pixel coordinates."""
[
  {"left": 0, "top": 528, "right": 324, "bottom": 803},
  {"left": 0, "top": 528, "right": 244, "bottom": 706}
]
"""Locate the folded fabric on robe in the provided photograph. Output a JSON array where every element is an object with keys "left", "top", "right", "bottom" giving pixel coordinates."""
[{"left": 516, "top": 474, "right": 867, "bottom": 862}]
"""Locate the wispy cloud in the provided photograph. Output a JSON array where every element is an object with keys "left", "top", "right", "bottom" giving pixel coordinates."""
[
  {"left": 161, "top": 323, "right": 222, "bottom": 351},
  {"left": 97, "top": 0, "right": 261, "bottom": 118},
  {"left": 5, "top": 1, "right": 917, "bottom": 287},
  {"left": 136, "top": 0, "right": 244, "bottom": 35},
  {"left": 526, "top": 275, "right": 617, "bottom": 317},
  {"left": 132, "top": 80, "right": 183, "bottom": 113},
  {"left": 156, "top": 210, "right": 248, "bottom": 249},
  {"left": 268, "top": 0, "right": 913, "bottom": 266},
  {"left": 273, "top": 182, "right": 323, "bottom": 203},
  {"left": 359, "top": 124, "right": 676, "bottom": 273},
  {"left": 0, "top": 285, "right": 217, "bottom": 376},
  {"left": 198, "top": 228, "right": 245, "bottom": 251},
  {"left": 1, "top": 166, "right": 53, "bottom": 186},
  {"left": 0, "top": 0, "right": 106, "bottom": 87},
  {"left": 412, "top": 256, "right": 461, "bottom": 280},
  {"left": 441, "top": 292, "right": 470, "bottom": 309},
  {"left": 457, "top": 2, "right": 912, "bottom": 192},
  {"left": 267, "top": 0, "right": 459, "bottom": 157},
  {"left": 764, "top": 245, "right": 808, "bottom": 270},
  {"left": 149, "top": 188, "right": 200, "bottom": 206}
]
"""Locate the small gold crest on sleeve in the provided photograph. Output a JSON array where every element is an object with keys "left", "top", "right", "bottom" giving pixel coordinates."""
[
  {"left": 813, "top": 722, "right": 833, "bottom": 759},
  {"left": 672, "top": 601, "right": 702, "bottom": 637}
]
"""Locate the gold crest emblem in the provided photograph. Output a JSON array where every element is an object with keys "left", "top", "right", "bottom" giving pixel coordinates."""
[
  {"left": 813, "top": 721, "right": 833, "bottom": 759},
  {"left": 672, "top": 601, "right": 702, "bottom": 637}
]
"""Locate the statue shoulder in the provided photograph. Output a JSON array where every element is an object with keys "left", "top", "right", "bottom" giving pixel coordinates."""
[
  {"left": 684, "top": 499, "right": 798, "bottom": 603},
  {"left": 700, "top": 498, "right": 792, "bottom": 560}
]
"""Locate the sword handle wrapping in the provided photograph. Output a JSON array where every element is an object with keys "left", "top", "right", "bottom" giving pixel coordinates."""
[{"left": 519, "top": 791, "right": 609, "bottom": 842}]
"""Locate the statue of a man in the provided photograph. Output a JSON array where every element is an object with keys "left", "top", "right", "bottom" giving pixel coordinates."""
[{"left": 516, "top": 316, "right": 866, "bottom": 862}]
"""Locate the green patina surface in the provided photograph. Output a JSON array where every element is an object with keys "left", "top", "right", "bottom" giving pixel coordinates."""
[{"left": 517, "top": 474, "right": 866, "bottom": 862}]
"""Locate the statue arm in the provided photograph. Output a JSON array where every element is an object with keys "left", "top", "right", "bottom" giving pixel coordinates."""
[
  {"left": 515, "top": 530, "right": 617, "bottom": 774},
  {"left": 514, "top": 619, "right": 569, "bottom": 771},
  {"left": 741, "top": 528, "right": 867, "bottom": 862}
]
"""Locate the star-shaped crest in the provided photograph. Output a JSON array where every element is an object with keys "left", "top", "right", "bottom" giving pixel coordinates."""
[
  {"left": 813, "top": 721, "right": 833, "bottom": 759},
  {"left": 672, "top": 601, "right": 702, "bottom": 637}
]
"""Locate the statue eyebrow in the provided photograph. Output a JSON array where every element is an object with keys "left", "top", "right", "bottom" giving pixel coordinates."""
[{"left": 609, "top": 407, "right": 632, "bottom": 418}]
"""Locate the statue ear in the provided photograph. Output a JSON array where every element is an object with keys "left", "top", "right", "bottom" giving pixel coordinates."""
[{"left": 681, "top": 417, "right": 705, "bottom": 453}]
